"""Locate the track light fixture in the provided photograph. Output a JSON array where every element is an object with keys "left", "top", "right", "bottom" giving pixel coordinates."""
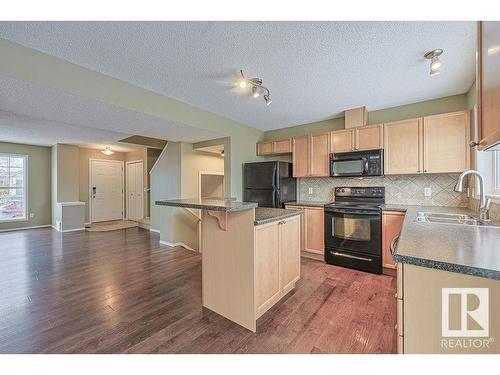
[
  {"left": 424, "top": 49, "right": 443, "bottom": 76},
  {"left": 237, "top": 70, "right": 272, "bottom": 106}
]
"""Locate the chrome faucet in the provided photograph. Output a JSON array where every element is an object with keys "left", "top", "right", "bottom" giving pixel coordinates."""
[{"left": 454, "top": 170, "right": 492, "bottom": 221}]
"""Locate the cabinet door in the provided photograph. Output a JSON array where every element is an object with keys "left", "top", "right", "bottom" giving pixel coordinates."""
[
  {"left": 285, "top": 205, "right": 305, "bottom": 251},
  {"left": 382, "top": 211, "right": 405, "bottom": 274},
  {"left": 384, "top": 118, "right": 422, "bottom": 175},
  {"left": 256, "top": 141, "right": 273, "bottom": 155},
  {"left": 423, "top": 111, "right": 470, "bottom": 173},
  {"left": 273, "top": 139, "right": 292, "bottom": 154},
  {"left": 356, "top": 124, "right": 383, "bottom": 151},
  {"left": 479, "top": 21, "right": 500, "bottom": 150},
  {"left": 309, "top": 132, "right": 330, "bottom": 177},
  {"left": 279, "top": 216, "right": 301, "bottom": 291},
  {"left": 292, "top": 136, "right": 309, "bottom": 177},
  {"left": 304, "top": 207, "right": 324, "bottom": 255},
  {"left": 255, "top": 221, "right": 281, "bottom": 312},
  {"left": 331, "top": 129, "right": 354, "bottom": 153}
]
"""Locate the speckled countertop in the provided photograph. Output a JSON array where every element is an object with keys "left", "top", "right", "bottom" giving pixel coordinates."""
[
  {"left": 155, "top": 198, "right": 257, "bottom": 212},
  {"left": 254, "top": 207, "right": 303, "bottom": 226},
  {"left": 381, "top": 204, "right": 410, "bottom": 212},
  {"left": 393, "top": 205, "right": 500, "bottom": 280},
  {"left": 285, "top": 200, "right": 333, "bottom": 207}
]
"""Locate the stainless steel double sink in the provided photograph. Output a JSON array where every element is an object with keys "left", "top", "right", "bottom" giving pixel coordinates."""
[{"left": 416, "top": 212, "right": 500, "bottom": 228}]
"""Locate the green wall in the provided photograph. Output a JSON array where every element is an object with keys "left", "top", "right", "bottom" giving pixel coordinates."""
[
  {"left": 263, "top": 94, "right": 468, "bottom": 140},
  {"left": 0, "top": 142, "right": 52, "bottom": 230}
]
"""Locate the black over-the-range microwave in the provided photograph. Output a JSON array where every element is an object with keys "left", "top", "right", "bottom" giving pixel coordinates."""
[{"left": 330, "top": 149, "right": 384, "bottom": 177}]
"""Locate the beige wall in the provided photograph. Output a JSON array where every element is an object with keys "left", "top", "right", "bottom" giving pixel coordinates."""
[
  {"left": 0, "top": 142, "right": 52, "bottom": 230},
  {"left": 263, "top": 94, "right": 468, "bottom": 140},
  {"left": 79, "top": 147, "right": 126, "bottom": 223},
  {"left": 56, "top": 144, "right": 80, "bottom": 201}
]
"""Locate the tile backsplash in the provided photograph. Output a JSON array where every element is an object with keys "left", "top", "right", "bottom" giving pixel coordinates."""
[
  {"left": 469, "top": 198, "right": 500, "bottom": 221},
  {"left": 298, "top": 174, "right": 468, "bottom": 207}
]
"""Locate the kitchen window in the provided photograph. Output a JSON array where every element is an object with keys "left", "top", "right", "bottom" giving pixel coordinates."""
[
  {"left": 0, "top": 154, "right": 27, "bottom": 222},
  {"left": 494, "top": 151, "right": 500, "bottom": 196}
]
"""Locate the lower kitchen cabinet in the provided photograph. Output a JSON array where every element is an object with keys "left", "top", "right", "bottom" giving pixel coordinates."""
[
  {"left": 382, "top": 211, "right": 405, "bottom": 275},
  {"left": 397, "top": 263, "right": 500, "bottom": 353},
  {"left": 285, "top": 205, "right": 324, "bottom": 257},
  {"left": 254, "top": 215, "right": 301, "bottom": 318}
]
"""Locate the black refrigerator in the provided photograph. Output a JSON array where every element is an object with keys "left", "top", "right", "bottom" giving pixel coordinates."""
[{"left": 243, "top": 161, "right": 296, "bottom": 208}]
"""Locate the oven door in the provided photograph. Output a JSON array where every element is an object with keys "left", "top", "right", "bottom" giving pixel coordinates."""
[
  {"left": 330, "top": 157, "right": 369, "bottom": 177},
  {"left": 324, "top": 208, "right": 381, "bottom": 255}
]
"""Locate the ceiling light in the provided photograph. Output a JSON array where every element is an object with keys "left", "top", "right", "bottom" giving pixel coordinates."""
[
  {"left": 101, "top": 146, "right": 114, "bottom": 155},
  {"left": 424, "top": 49, "right": 443, "bottom": 77},
  {"left": 221, "top": 150, "right": 224, "bottom": 157},
  {"left": 264, "top": 94, "right": 272, "bottom": 106},
  {"left": 252, "top": 86, "right": 260, "bottom": 98},
  {"left": 237, "top": 70, "right": 272, "bottom": 106}
]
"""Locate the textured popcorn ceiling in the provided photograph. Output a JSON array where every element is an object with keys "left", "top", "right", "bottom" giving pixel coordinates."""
[
  {"left": 299, "top": 174, "right": 469, "bottom": 207},
  {"left": 0, "top": 21, "right": 476, "bottom": 130}
]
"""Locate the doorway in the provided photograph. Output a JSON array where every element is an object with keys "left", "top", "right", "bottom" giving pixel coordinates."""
[
  {"left": 126, "top": 160, "right": 144, "bottom": 222},
  {"left": 89, "top": 159, "right": 124, "bottom": 223}
]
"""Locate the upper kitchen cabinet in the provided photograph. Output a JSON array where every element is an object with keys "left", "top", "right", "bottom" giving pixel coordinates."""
[
  {"left": 423, "top": 111, "right": 470, "bottom": 173},
  {"left": 292, "top": 136, "right": 309, "bottom": 177},
  {"left": 292, "top": 133, "right": 330, "bottom": 177},
  {"left": 309, "top": 132, "right": 330, "bottom": 176},
  {"left": 345, "top": 107, "right": 368, "bottom": 128},
  {"left": 384, "top": 118, "right": 422, "bottom": 175},
  {"left": 256, "top": 141, "right": 273, "bottom": 155},
  {"left": 356, "top": 124, "right": 384, "bottom": 151},
  {"left": 478, "top": 21, "right": 500, "bottom": 150},
  {"left": 330, "top": 129, "right": 354, "bottom": 153},
  {"left": 256, "top": 138, "right": 292, "bottom": 156}
]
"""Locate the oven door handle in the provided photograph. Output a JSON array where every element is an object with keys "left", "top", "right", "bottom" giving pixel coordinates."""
[
  {"left": 329, "top": 251, "right": 373, "bottom": 262},
  {"left": 327, "top": 209, "right": 380, "bottom": 215}
]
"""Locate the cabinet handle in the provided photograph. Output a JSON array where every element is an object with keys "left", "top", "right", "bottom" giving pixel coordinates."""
[
  {"left": 424, "top": 170, "right": 427, "bottom": 173},
  {"left": 395, "top": 324, "right": 398, "bottom": 331},
  {"left": 394, "top": 293, "right": 398, "bottom": 299}
]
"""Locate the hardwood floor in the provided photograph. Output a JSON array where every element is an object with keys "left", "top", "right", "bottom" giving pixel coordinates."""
[{"left": 0, "top": 227, "right": 397, "bottom": 354}]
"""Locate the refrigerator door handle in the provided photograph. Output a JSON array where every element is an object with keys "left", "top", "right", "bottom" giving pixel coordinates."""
[{"left": 273, "top": 189, "right": 280, "bottom": 208}]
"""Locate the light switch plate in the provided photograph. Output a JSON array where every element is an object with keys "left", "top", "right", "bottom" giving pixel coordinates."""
[
  {"left": 424, "top": 187, "right": 432, "bottom": 197},
  {"left": 29, "top": 213, "right": 34, "bottom": 218},
  {"left": 308, "top": 187, "right": 313, "bottom": 195}
]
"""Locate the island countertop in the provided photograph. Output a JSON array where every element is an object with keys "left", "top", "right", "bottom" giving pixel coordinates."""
[
  {"left": 254, "top": 207, "right": 303, "bottom": 226},
  {"left": 155, "top": 198, "right": 257, "bottom": 212},
  {"left": 393, "top": 205, "right": 500, "bottom": 280}
]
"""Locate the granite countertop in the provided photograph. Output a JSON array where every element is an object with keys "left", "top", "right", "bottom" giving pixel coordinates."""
[
  {"left": 155, "top": 198, "right": 257, "bottom": 212},
  {"left": 393, "top": 205, "right": 500, "bottom": 280},
  {"left": 254, "top": 207, "right": 303, "bottom": 226},
  {"left": 285, "top": 200, "right": 333, "bottom": 207}
]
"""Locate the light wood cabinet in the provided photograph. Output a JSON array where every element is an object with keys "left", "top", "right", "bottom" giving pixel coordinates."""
[
  {"left": 256, "top": 138, "right": 292, "bottom": 156},
  {"left": 345, "top": 106, "right": 368, "bottom": 128},
  {"left": 254, "top": 216, "right": 301, "bottom": 317},
  {"left": 382, "top": 211, "right": 405, "bottom": 275},
  {"left": 384, "top": 118, "right": 422, "bottom": 175},
  {"left": 254, "top": 220, "right": 281, "bottom": 312},
  {"left": 478, "top": 21, "right": 500, "bottom": 150},
  {"left": 423, "top": 111, "right": 470, "bottom": 173},
  {"left": 292, "top": 134, "right": 330, "bottom": 177},
  {"left": 356, "top": 124, "right": 383, "bottom": 151},
  {"left": 330, "top": 129, "right": 354, "bottom": 153},
  {"left": 304, "top": 207, "right": 324, "bottom": 255},
  {"left": 256, "top": 141, "right": 273, "bottom": 155},
  {"left": 292, "top": 136, "right": 309, "bottom": 177},
  {"left": 309, "top": 132, "right": 330, "bottom": 176},
  {"left": 285, "top": 205, "right": 324, "bottom": 256}
]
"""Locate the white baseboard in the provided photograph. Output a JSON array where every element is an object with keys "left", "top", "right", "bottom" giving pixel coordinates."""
[
  {"left": 159, "top": 240, "right": 198, "bottom": 252},
  {"left": 149, "top": 228, "right": 160, "bottom": 233},
  {"left": 0, "top": 224, "right": 51, "bottom": 233}
]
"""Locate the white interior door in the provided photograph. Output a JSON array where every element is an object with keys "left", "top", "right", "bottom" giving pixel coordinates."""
[
  {"left": 126, "top": 161, "right": 144, "bottom": 221},
  {"left": 90, "top": 160, "right": 123, "bottom": 223}
]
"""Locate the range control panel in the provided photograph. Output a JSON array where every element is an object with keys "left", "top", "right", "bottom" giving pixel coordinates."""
[{"left": 335, "top": 186, "right": 385, "bottom": 198}]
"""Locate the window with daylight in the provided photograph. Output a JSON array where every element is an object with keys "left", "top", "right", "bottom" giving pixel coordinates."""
[
  {"left": 0, "top": 154, "right": 27, "bottom": 221},
  {"left": 494, "top": 151, "right": 500, "bottom": 196}
]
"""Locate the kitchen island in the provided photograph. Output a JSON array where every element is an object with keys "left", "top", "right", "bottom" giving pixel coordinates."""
[{"left": 156, "top": 198, "right": 303, "bottom": 332}]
